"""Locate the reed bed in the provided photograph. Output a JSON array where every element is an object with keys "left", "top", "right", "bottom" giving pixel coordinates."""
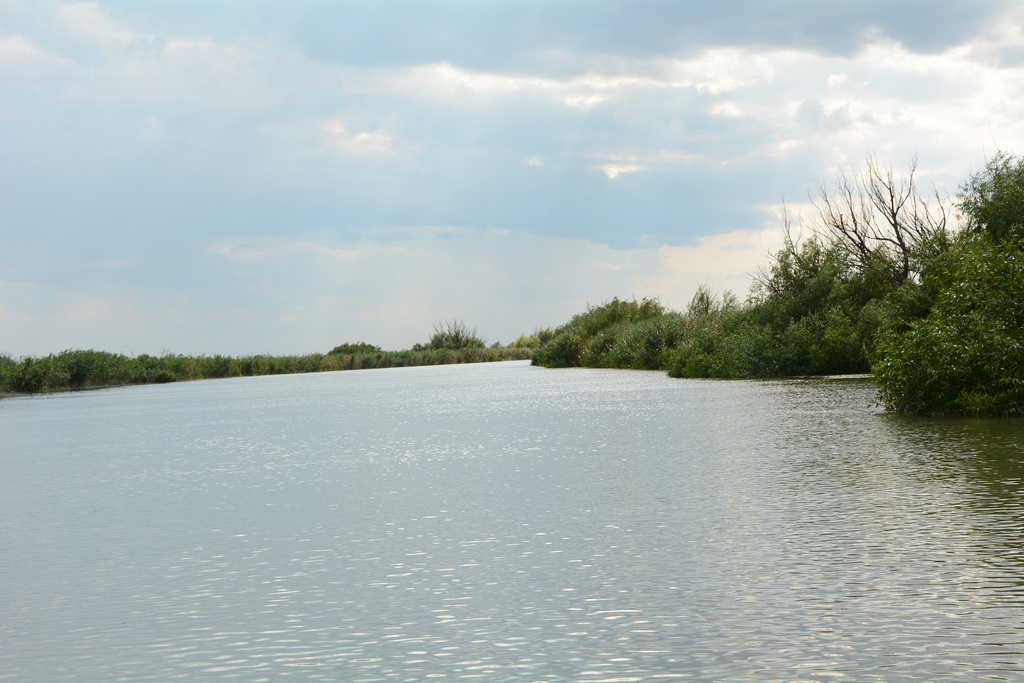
[{"left": 0, "top": 347, "right": 533, "bottom": 394}]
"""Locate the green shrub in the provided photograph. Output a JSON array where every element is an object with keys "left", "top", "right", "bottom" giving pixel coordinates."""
[
  {"left": 874, "top": 236, "right": 1024, "bottom": 415},
  {"left": 328, "top": 342, "right": 381, "bottom": 355},
  {"left": 533, "top": 297, "right": 665, "bottom": 368},
  {"left": 8, "top": 356, "right": 70, "bottom": 392}
]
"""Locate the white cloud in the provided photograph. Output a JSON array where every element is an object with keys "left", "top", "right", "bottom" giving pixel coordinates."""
[
  {"left": 33, "top": 4, "right": 280, "bottom": 106},
  {"left": 636, "top": 227, "right": 785, "bottom": 308},
  {"left": 350, "top": 48, "right": 778, "bottom": 110},
  {"left": 68, "top": 37, "right": 277, "bottom": 106},
  {"left": 655, "top": 48, "right": 776, "bottom": 95},
  {"left": 600, "top": 163, "right": 644, "bottom": 179},
  {"left": 826, "top": 73, "right": 849, "bottom": 89},
  {"left": 56, "top": 2, "right": 151, "bottom": 51},
  {"left": 319, "top": 119, "right": 394, "bottom": 156},
  {"left": 0, "top": 34, "right": 46, "bottom": 59},
  {"left": 0, "top": 33, "right": 69, "bottom": 69}
]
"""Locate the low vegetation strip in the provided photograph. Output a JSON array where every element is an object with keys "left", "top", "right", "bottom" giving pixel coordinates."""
[{"left": 0, "top": 345, "right": 532, "bottom": 395}]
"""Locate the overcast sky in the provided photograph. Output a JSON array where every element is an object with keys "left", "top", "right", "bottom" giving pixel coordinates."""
[{"left": 3, "top": 0, "right": 1023, "bottom": 355}]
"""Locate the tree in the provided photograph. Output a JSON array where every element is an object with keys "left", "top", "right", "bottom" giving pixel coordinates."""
[
  {"left": 957, "top": 151, "right": 1024, "bottom": 244},
  {"left": 328, "top": 342, "right": 382, "bottom": 355},
  {"left": 808, "top": 155, "right": 947, "bottom": 285},
  {"left": 874, "top": 236, "right": 1024, "bottom": 415},
  {"left": 874, "top": 152, "right": 1024, "bottom": 415},
  {"left": 429, "top": 320, "right": 486, "bottom": 349}
]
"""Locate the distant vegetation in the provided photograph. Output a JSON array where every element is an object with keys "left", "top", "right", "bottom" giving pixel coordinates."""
[
  {"left": 0, "top": 321, "right": 531, "bottom": 395},
  {"left": 328, "top": 342, "right": 382, "bottom": 355},
  {"left": 533, "top": 153, "right": 1024, "bottom": 416},
  {"left": 413, "top": 320, "right": 487, "bottom": 351}
]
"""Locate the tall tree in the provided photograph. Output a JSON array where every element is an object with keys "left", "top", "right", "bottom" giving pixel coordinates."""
[{"left": 810, "top": 155, "right": 947, "bottom": 284}]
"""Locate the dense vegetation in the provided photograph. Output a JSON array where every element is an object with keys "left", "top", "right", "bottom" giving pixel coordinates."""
[
  {"left": 534, "top": 153, "right": 1024, "bottom": 416},
  {"left": 0, "top": 322, "right": 531, "bottom": 394},
  {"left": 873, "top": 153, "right": 1024, "bottom": 415}
]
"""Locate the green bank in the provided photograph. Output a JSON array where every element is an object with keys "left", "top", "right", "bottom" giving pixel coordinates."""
[
  {"left": 0, "top": 321, "right": 533, "bottom": 394},
  {"left": 532, "top": 153, "right": 1024, "bottom": 417}
]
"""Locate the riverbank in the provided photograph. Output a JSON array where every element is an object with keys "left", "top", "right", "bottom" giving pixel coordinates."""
[{"left": 0, "top": 346, "right": 533, "bottom": 395}]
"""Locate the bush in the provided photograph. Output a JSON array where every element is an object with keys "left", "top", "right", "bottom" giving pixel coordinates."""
[
  {"left": 872, "top": 152, "right": 1024, "bottom": 414},
  {"left": 958, "top": 151, "right": 1024, "bottom": 244},
  {"left": 510, "top": 334, "right": 541, "bottom": 349},
  {"left": 328, "top": 342, "right": 381, "bottom": 355},
  {"left": 874, "top": 236, "right": 1024, "bottom": 415},
  {"left": 428, "top": 320, "right": 486, "bottom": 350},
  {"left": 532, "top": 297, "right": 665, "bottom": 368},
  {"left": 8, "top": 356, "right": 70, "bottom": 392}
]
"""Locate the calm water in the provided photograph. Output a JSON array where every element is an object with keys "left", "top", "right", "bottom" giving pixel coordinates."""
[{"left": 3, "top": 360, "right": 1024, "bottom": 682}]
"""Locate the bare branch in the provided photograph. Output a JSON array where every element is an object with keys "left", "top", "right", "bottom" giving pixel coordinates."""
[{"left": 807, "top": 155, "right": 947, "bottom": 284}]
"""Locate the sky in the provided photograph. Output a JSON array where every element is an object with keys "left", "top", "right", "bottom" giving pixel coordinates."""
[{"left": 3, "top": 0, "right": 1024, "bottom": 355}]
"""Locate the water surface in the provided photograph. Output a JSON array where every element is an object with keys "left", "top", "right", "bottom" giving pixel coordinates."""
[{"left": 3, "top": 361, "right": 1024, "bottom": 681}]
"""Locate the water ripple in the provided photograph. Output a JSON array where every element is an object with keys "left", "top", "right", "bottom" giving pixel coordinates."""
[{"left": 3, "top": 365, "right": 1024, "bottom": 680}]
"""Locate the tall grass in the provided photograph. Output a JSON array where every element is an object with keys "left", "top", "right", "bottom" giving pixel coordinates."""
[{"left": 0, "top": 346, "right": 533, "bottom": 395}]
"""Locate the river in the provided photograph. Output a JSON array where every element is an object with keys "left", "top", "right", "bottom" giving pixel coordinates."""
[{"left": 2, "top": 360, "right": 1024, "bottom": 681}]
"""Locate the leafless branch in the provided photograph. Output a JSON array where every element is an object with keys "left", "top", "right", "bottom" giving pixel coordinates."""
[{"left": 810, "top": 155, "right": 947, "bottom": 283}]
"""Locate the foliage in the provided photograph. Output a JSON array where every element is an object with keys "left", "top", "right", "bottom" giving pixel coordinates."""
[
  {"left": 531, "top": 297, "right": 666, "bottom": 368},
  {"left": 661, "top": 237, "right": 894, "bottom": 378},
  {"left": 509, "top": 334, "right": 541, "bottom": 349},
  {"left": 804, "top": 155, "right": 947, "bottom": 285},
  {"left": 328, "top": 342, "right": 382, "bottom": 355},
  {"left": 957, "top": 151, "right": 1024, "bottom": 244},
  {"left": 874, "top": 235, "right": 1024, "bottom": 415},
  {"left": 1, "top": 322, "right": 533, "bottom": 395},
  {"left": 870, "top": 151, "right": 1024, "bottom": 415},
  {"left": 531, "top": 160, "right": 954, "bottom": 383},
  {"left": 423, "top": 319, "right": 486, "bottom": 350}
]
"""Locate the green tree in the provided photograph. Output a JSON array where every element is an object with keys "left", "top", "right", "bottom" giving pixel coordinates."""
[
  {"left": 875, "top": 151, "right": 1024, "bottom": 414},
  {"left": 531, "top": 297, "right": 665, "bottom": 368},
  {"left": 874, "top": 236, "right": 1024, "bottom": 415},
  {"left": 957, "top": 151, "right": 1024, "bottom": 244},
  {"left": 428, "top": 320, "right": 486, "bottom": 350},
  {"left": 328, "top": 342, "right": 382, "bottom": 355},
  {"left": 805, "top": 155, "right": 947, "bottom": 285}
]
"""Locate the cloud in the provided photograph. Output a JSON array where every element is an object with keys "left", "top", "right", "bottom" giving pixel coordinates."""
[
  {"left": 349, "top": 48, "right": 777, "bottom": 111},
  {"left": 0, "top": 33, "right": 70, "bottom": 70},
  {"left": 294, "top": 1, "right": 1006, "bottom": 68},
  {"left": 66, "top": 37, "right": 278, "bottom": 106},
  {"left": 827, "top": 73, "right": 850, "bottom": 89},
  {"left": 600, "top": 163, "right": 644, "bottom": 179},
  {"left": 29, "top": 3, "right": 281, "bottom": 106},
  {"left": 0, "top": 34, "right": 50, "bottom": 60},
  {"left": 55, "top": 2, "right": 151, "bottom": 51},
  {"left": 209, "top": 239, "right": 363, "bottom": 262},
  {"left": 319, "top": 119, "right": 394, "bottom": 156},
  {"left": 637, "top": 227, "right": 785, "bottom": 305},
  {"left": 3, "top": 0, "right": 1024, "bottom": 358}
]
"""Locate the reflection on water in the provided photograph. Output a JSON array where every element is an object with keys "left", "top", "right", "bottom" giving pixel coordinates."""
[{"left": 2, "top": 362, "right": 1024, "bottom": 681}]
